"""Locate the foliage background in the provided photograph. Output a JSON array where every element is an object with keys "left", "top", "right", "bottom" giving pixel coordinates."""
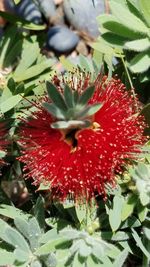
[{"left": 0, "top": 0, "right": 150, "bottom": 266}]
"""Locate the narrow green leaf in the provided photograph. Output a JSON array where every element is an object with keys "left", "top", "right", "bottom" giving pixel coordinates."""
[
  {"left": 78, "top": 86, "right": 95, "bottom": 105},
  {"left": 129, "top": 51, "right": 150, "bottom": 73},
  {"left": 64, "top": 84, "right": 74, "bottom": 108},
  {"left": 14, "top": 41, "right": 40, "bottom": 75},
  {"left": 0, "top": 94, "right": 22, "bottom": 113},
  {"left": 42, "top": 102, "right": 65, "bottom": 120},
  {"left": 39, "top": 228, "right": 58, "bottom": 244},
  {"left": 28, "top": 217, "right": 41, "bottom": 251},
  {"left": 125, "top": 38, "right": 150, "bottom": 52},
  {"left": 14, "top": 217, "right": 29, "bottom": 240},
  {"left": 4, "top": 39, "right": 23, "bottom": 68},
  {"left": 14, "top": 0, "right": 21, "bottom": 3},
  {"left": 86, "top": 256, "right": 101, "bottom": 267},
  {"left": 34, "top": 196, "right": 45, "bottom": 230},
  {"left": 73, "top": 91, "right": 79, "bottom": 105},
  {"left": 77, "top": 103, "right": 103, "bottom": 118},
  {"left": 0, "top": 204, "right": 30, "bottom": 220},
  {"left": 79, "top": 54, "right": 94, "bottom": 73},
  {"left": 15, "top": 83, "right": 25, "bottom": 94},
  {"left": 132, "top": 229, "right": 150, "bottom": 260},
  {"left": 139, "top": 0, "right": 150, "bottom": 27},
  {"left": 78, "top": 240, "right": 92, "bottom": 258},
  {"left": 121, "top": 194, "right": 138, "bottom": 221},
  {"left": 113, "top": 248, "right": 129, "bottom": 267},
  {"left": 137, "top": 203, "right": 148, "bottom": 222},
  {"left": 109, "top": 195, "right": 123, "bottom": 232},
  {"left": 99, "top": 15, "right": 141, "bottom": 39},
  {"left": 92, "top": 39, "right": 114, "bottom": 55},
  {"left": 51, "top": 120, "right": 91, "bottom": 129},
  {"left": 143, "top": 226, "right": 150, "bottom": 240},
  {"left": 14, "top": 248, "right": 30, "bottom": 263},
  {"left": 75, "top": 206, "right": 86, "bottom": 224},
  {"left": 5, "top": 227, "right": 30, "bottom": 253},
  {"left": 36, "top": 238, "right": 64, "bottom": 256},
  {"left": 73, "top": 254, "right": 85, "bottom": 267},
  {"left": 14, "top": 59, "right": 52, "bottom": 82},
  {"left": 0, "top": 251, "right": 15, "bottom": 265},
  {"left": 7, "top": 78, "right": 16, "bottom": 94},
  {"left": 109, "top": 1, "right": 149, "bottom": 35},
  {"left": 0, "top": 11, "right": 46, "bottom": 31},
  {"left": 31, "top": 260, "right": 42, "bottom": 267},
  {"left": 59, "top": 55, "right": 75, "bottom": 72},
  {"left": 46, "top": 82, "right": 67, "bottom": 111}
]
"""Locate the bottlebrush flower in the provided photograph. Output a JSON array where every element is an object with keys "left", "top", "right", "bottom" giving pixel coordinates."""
[{"left": 18, "top": 74, "right": 146, "bottom": 202}]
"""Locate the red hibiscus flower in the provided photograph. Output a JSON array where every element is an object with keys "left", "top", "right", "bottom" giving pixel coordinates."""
[{"left": 18, "top": 74, "right": 146, "bottom": 202}]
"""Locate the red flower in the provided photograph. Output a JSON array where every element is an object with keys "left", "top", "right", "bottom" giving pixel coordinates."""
[{"left": 18, "top": 75, "right": 146, "bottom": 202}]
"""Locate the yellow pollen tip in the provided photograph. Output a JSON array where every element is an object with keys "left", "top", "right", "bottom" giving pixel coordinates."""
[
  {"left": 92, "top": 122, "right": 100, "bottom": 130},
  {"left": 70, "top": 147, "right": 77, "bottom": 153}
]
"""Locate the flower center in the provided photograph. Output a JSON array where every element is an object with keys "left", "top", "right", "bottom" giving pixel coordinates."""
[{"left": 62, "top": 128, "right": 78, "bottom": 152}]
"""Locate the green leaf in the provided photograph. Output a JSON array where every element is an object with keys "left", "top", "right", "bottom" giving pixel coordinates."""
[
  {"left": 73, "top": 91, "right": 79, "bottom": 105},
  {"left": 0, "top": 94, "right": 22, "bottom": 113},
  {"left": 143, "top": 226, "right": 150, "bottom": 240},
  {"left": 4, "top": 39, "right": 23, "bottom": 68},
  {"left": 14, "top": 217, "right": 29, "bottom": 240},
  {"left": 7, "top": 77, "right": 16, "bottom": 94},
  {"left": 77, "top": 103, "right": 103, "bottom": 118},
  {"left": 75, "top": 206, "right": 86, "bottom": 224},
  {"left": 125, "top": 38, "right": 150, "bottom": 52},
  {"left": 28, "top": 217, "right": 41, "bottom": 251},
  {"left": 109, "top": 1, "right": 149, "bottom": 35},
  {"left": 36, "top": 238, "right": 64, "bottom": 256},
  {"left": 59, "top": 55, "right": 75, "bottom": 72},
  {"left": 86, "top": 256, "right": 101, "bottom": 267},
  {"left": 109, "top": 195, "right": 123, "bottom": 232},
  {"left": 79, "top": 241, "right": 92, "bottom": 258},
  {"left": 46, "top": 81, "right": 67, "bottom": 111},
  {"left": 78, "top": 86, "right": 95, "bottom": 105},
  {"left": 73, "top": 254, "right": 85, "bottom": 267},
  {"left": 14, "top": 0, "right": 21, "bottom": 3},
  {"left": 64, "top": 84, "right": 74, "bottom": 108},
  {"left": 137, "top": 204, "right": 148, "bottom": 222},
  {"left": 132, "top": 229, "right": 150, "bottom": 260},
  {"left": 121, "top": 194, "right": 138, "bottom": 221},
  {"left": 139, "top": 0, "right": 150, "bottom": 27},
  {"left": 31, "top": 260, "right": 42, "bottom": 267},
  {"left": 14, "top": 40, "right": 40, "bottom": 75},
  {"left": 129, "top": 51, "right": 150, "bottom": 73},
  {"left": 34, "top": 196, "right": 45, "bottom": 230},
  {"left": 140, "top": 192, "right": 149, "bottom": 206},
  {"left": 15, "top": 82, "right": 25, "bottom": 94},
  {"left": 121, "top": 217, "right": 140, "bottom": 231},
  {"left": 79, "top": 54, "right": 94, "bottom": 73},
  {"left": 0, "top": 204, "right": 30, "bottom": 220},
  {"left": 0, "top": 11, "right": 46, "bottom": 31},
  {"left": 42, "top": 102, "right": 66, "bottom": 120},
  {"left": 113, "top": 248, "right": 129, "bottom": 267},
  {"left": 92, "top": 38, "right": 114, "bottom": 55},
  {"left": 14, "top": 59, "right": 52, "bottom": 82},
  {"left": 99, "top": 15, "right": 141, "bottom": 39},
  {"left": 5, "top": 227, "right": 30, "bottom": 253},
  {"left": 39, "top": 228, "right": 59, "bottom": 244},
  {"left": 0, "top": 251, "right": 15, "bottom": 265},
  {"left": 51, "top": 120, "right": 91, "bottom": 129},
  {"left": 101, "top": 32, "right": 125, "bottom": 48},
  {"left": 14, "top": 248, "right": 30, "bottom": 263}
]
